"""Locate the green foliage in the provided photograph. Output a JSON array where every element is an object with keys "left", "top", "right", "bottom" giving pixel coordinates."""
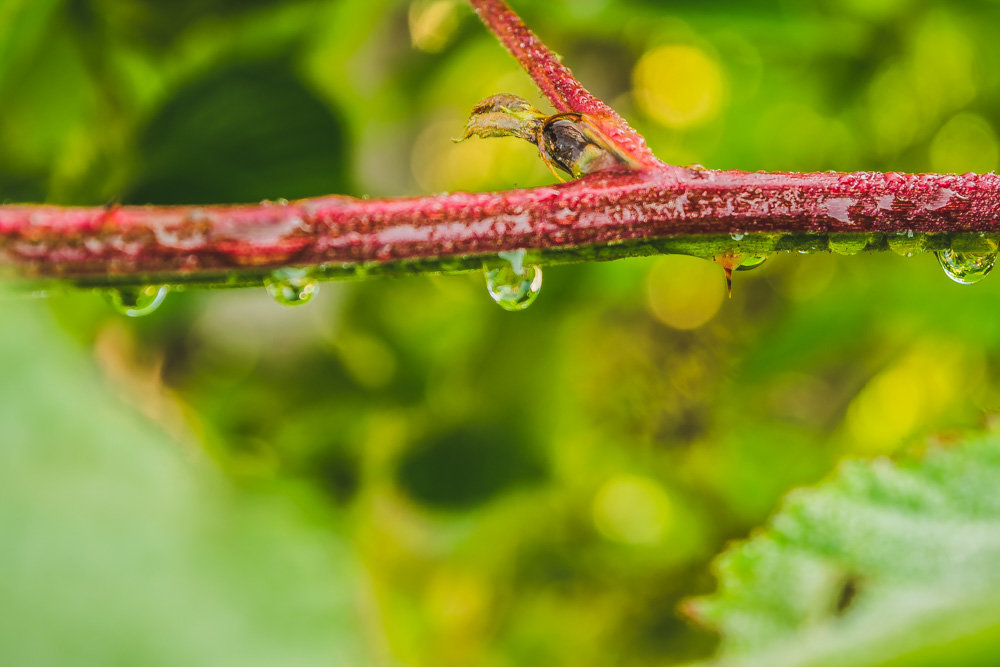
[
  {"left": 6, "top": 0, "right": 1000, "bottom": 665},
  {"left": 128, "top": 60, "right": 351, "bottom": 205},
  {"left": 0, "top": 292, "right": 364, "bottom": 665},
  {"left": 692, "top": 433, "right": 1000, "bottom": 667},
  {"left": 397, "top": 423, "right": 547, "bottom": 509}
]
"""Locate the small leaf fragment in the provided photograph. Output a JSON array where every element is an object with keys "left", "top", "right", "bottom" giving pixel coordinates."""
[{"left": 458, "top": 93, "right": 547, "bottom": 143}]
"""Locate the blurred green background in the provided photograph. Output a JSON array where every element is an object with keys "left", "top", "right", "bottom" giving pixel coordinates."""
[{"left": 3, "top": 0, "right": 1000, "bottom": 664}]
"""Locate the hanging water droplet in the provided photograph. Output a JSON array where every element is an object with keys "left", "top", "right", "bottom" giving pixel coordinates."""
[
  {"left": 888, "top": 230, "right": 925, "bottom": 257},
  {"left": 485, "top": 249, "right": 542, "bottom": 311},
  {"left": 106, "top": 285, "right": 169, "bottom": 317},
  {"left": 264, "top": 267, "right": 318, "bottom": 305},
  {"left": 736, "top": 256, "right": 767, "bottom": 271},
  {"left": 828, "top": 234, "right": 871, "bottom": 256},
  {"left": 730, "top": 232, "right": 745, "bottom": 241},
  {"left": 936, "top": 249, "right": 998, "bottom": 285},
  {"left": 713, "top": 252, "right": 767, "bottom": 298}
]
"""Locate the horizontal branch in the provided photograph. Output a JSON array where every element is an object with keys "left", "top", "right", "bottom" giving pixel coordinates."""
[
  {"left": 7, "top": 2, "right": 985, "bottom": 294},
  {"left": 2, "top": 167, "right": 999, "bottom": 289}
]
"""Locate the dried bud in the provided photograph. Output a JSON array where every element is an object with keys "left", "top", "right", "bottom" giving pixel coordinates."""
[
  {"left": 460, "top": 95, "right": 635, "bottom": 180},
  {"left": 458, "top": 94, "right": 547, "bottom": 143}
]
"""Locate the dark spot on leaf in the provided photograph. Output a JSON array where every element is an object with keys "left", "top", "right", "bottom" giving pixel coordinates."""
[{"left": 835, "top": 574, "right": 862, "bottom": 615}]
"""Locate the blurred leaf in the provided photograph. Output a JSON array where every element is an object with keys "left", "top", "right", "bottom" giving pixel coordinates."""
[
  {"left": 0, "top": 0, "right": 63, "bottom": 92},
  {"left": 82, "top": 0, "right": 296, "bottom": 51},
  {"left": 0, "top": 12, "right": 96, "bottom": 202},
  {"left": 396, "top": 423, "right": 547, "bottom": 510},
  {"left": 691, "top": 432, "right": 1000, "bottom": 667},
  {"left": 127, "top": 59, "right": 350, "bottom": 204},
  {"left": 0, "top": 293, "right": 365, "bottom": 666}
]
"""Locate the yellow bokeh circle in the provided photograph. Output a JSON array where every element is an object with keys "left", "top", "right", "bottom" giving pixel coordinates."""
[
  {"left": 646, "top": 255, "right": 726, "bottom": 330},
  {"left": 593, "top": 475, "right": 674, "bottom": 545},
  {"left": 633, "top": 44, "right": 725, "bottom": 129}
]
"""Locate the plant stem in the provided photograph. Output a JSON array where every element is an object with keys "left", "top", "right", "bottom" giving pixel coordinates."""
[
  {"left": 465, "top": 0, "right": 663, "bottom": 169},
  {"left": 2, "top": 2, "right": 999, "bottom": 291},
  {"left": 2, "top": 168, "right": 998, "bottom": 289}
]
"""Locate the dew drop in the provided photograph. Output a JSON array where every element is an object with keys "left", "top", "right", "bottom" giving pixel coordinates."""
[
  {"left": 714, "top": 252, "right": 767, "bottom": 298},
  {"left": 823, "top": 197, "right": 854, "bottom": 224},
  {"left": 888, "top": 231, "right": 925, "bottom": 257},
  {"left": 264, "top": 267, "right": 318, "bottom": 306},
  {"left": 106, "top": 285, "right": 169, "bottom": 317},
  {"left": 936, "top": 249, "right": 998, "bottom": 285},
  {"left": 736, "top": 255, "right": 767, "bottom": 271},
  {"left": 485, "top": 249, "right": 542, "bottom": 311},
  {"left": 828, "top": 234, "right": 871, "bottom": 256},
  {"left": 730, "top": 232, "right": 745, "bottom": 241}
]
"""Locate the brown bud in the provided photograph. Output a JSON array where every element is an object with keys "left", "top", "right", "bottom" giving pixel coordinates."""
[
  {"left": 539, "top": 114, "right": 627, "bottom": 179},
  {"left": 459, "top": 95, "right": 635, "bottom": 180}
]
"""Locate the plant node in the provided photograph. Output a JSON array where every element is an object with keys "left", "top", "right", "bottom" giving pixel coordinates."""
[{"left": 460, "top": 94, "right": 635, "bottom": 180}]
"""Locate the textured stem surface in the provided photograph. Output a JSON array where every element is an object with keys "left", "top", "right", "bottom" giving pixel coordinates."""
[
  {"left": 2, "top": 168, "right": 997, "bottom": 287},
  {"left": 9, "top": 1, "right": 985, "bottom": 292}
]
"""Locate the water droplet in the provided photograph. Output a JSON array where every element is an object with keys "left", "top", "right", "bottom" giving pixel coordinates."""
[
  {"left": 713, "top": 253, "right": 767, "bottom": 298},
  {"left": 823, "top": 197, "right": 855, "bottom": 224},
  {"left": 828, "top": 234, "right": 871, "bottom": 256},
  {"left": 888, "top": 231, "right": 925, "bottom": 257},
  {"left": 925, "top": 188, "right": 954, "bottom": 211},
  {"left": 264, "top": 267, "right": 318, "bottom": 305},
  {"left": 485, "top": 249, "right": 542, "bottom": 311},
  {"left": 736, "top": 256, "right": 767, "bottom": 271},
  {"left": 106, "top": 285, "right": 169, "bottom": 317},
  {"left": 936, "top": 249, "right": 998, "bottom": 285},
  {"left": 730, "top": 232, "right": 745, "bottom": 241}
]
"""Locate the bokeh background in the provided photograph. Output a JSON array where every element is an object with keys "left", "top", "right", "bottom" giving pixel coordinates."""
[{"left": 3, "top": 0, "right": 1000, "bottom": 664}]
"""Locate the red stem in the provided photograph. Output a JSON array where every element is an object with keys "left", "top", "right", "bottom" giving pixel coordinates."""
[
  {"left": 2, "top": 168, "right": 996, "bottom": 283},
  {"left": 2, "top": 7, "right": 996, "bottom": 287},
  {"left": 466, "top": 0, "right": 663, "bottom": 169}
]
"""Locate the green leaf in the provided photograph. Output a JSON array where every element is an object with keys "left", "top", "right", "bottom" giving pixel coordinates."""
[
  {"left": 127, "top": 60, "right": 350, "bottom": 205},
  {"left": 0, "top": 0, "right": 63, "bottom": 93},
  {"left": 0, "top": 293, "right": 365, "bottom": 666},
  {"left": 690, "top": 434, "right": 1000, "bottom": 667},
  {"left": 396, "top": 422, "right": 547, "bottom": 510}
]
